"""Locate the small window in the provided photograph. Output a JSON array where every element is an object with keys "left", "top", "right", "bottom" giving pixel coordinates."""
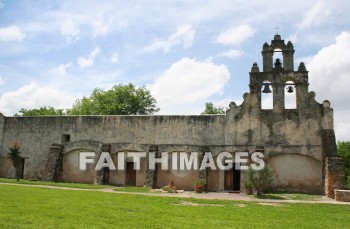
[{"left": 61, "top": 134, "right": 70, "bottom": 143}]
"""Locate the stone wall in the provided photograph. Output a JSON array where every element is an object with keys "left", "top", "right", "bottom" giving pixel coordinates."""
[
  {"left": 335, "top": 189, "right": 350, "bottom": 202},
  {"left": 0, "top": 35, "right": 338, "bottom": 193},
  {"left": 42, "top": 144, "right": 64, "bottom": 182},
  {"left": 0, "top": 95, "right": 331, "bottom": 193},
  {"left": 325, "top": 157, "right": 345, "bottom": 198}
]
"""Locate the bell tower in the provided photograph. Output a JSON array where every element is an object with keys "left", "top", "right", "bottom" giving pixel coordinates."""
[
  {"left": 249, "top": 34, "right": 309, "bottom": 112},
  {"left": 262, "top": 34, "right": 295, "bottom": 72}
]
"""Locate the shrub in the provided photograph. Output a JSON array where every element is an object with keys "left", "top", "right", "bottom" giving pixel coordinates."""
[
  {"left": 7, "top": 141, "right": 22, "bottom": 181},
  {"left": 246, "top": 164, "right": 274, "bottom": 196},
  {"left": 337, "top": 141, "right": 350, "bottom": 189},
  {"left": 244, "top": 180, "right": 253, "bottom": 195},
  {"left": 193, "top": 178, "right": 206, "bottom": 193},
  {"left": 8, "top": 142, "right": 21, "bottom": 162},
  {"left": 193, "top": 178, "right": 206, "bottom": 187},
  {"left": 161, "top": 185, "right": 175, "bottom": 193}
]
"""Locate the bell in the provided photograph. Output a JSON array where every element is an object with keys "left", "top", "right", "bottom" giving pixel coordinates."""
[
  {"left": 286, "top": 86, "right": 294, "bottom": 93},
  {"left": 262, "top": 83, "right": 272, "bottom": 93},
  {"left": 274, "top": 58, "right": 282, "bottom": 67}
]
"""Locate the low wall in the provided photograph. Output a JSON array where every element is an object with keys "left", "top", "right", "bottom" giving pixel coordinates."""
[
  {"left": 335, "top": 189, "right": 350, "bottom": 202},
  {"left": 325, "top": 157, "right": 345, "bottom": 198}
]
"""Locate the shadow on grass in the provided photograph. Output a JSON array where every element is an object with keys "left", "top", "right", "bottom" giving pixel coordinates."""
[
  {"left": 252, "top": 192, "right": 323, "bottom": 201},
  {"left": 114, "top": 186, "right": 152, "bottom": 193},
  {"left": 253, "top": 194, "right": 286, "bottom": 200}
]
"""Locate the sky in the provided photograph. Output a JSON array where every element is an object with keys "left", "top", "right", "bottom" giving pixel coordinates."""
[{"left": 0, "top": 0, "right": 350, "bottom": 141}]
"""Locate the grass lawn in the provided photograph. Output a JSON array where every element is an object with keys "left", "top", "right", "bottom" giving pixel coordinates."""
[
  {"left": 0, "top": 185, "right": 349, "bottom": 228},
  {"left": 253, "top": 193, "right": 322, "bottom": 201},
  {"left": 0, "top": 178, "right": 114, "bottom": 189}
]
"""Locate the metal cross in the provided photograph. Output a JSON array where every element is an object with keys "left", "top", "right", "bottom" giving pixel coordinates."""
[{"left": 274, "top": 26, "right": 280, "bottom": 35}]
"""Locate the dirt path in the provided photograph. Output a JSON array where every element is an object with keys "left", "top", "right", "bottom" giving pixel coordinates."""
[{"left": 1, "top": 182, "right": 349, "bottom": 205}]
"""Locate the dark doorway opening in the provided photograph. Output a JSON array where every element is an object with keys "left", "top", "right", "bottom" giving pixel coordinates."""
[
  {"left": 126, "top": 162, "right": 136, "bottom": 186},
  {"left": 15, "top": 158, "right": 25, "bottom": 180},
  {"left": 224, "top": 164, "right": 241, "bottom": 191}
]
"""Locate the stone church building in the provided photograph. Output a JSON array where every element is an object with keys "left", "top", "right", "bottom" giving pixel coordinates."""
[{"left": 0, "top": 35, "right": 344, "bottom": 194}]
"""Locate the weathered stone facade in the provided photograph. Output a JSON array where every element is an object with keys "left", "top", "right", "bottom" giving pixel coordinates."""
[{"left": 0, "top": 35, "right": 342, "bottom": 193}]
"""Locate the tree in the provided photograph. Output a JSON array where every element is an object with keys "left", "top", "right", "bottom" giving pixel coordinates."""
[
  {"left": 17, "top": 106, "right": 65, "bottom": 116},
  {"left": 246, "top": 164, "right": 274, "bottom": 196},
  {"left": 16, "top": 83, "right": 160, "bottom": 116},
  {"left": 337, "top": 141, "right": 350, "bottom": 188},
  {"left": 8, "top": 142, "right": 22, "bottom": 181},
  {"left": 68, "top": 83, "right": 159, "bottom": 115},
  {"left": 201, "top": 102, "right": 226, "bottom": 114}
]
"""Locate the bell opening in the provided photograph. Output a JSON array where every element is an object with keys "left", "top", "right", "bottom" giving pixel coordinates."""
[
  {"left": 261, "top": 81, "right": 273, "bottom": 109},
  {"left": 285, "top": 81, "right": 296, "bottom": 109}
]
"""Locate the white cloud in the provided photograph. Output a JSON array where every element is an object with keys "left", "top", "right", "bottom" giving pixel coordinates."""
[
  {"left": 77, "top": 47, "right": 100, "bottom": 68},
  {"left": 91, "top": 19, "right": 111, "bottom": 38},
  {"left": 144, "top": 25, "right": 195, "bottom": 53},
  {"left": 111, "top": 52, "right": 119, "bottom": 63},
  {"left": 49, "top": 62, "right": 72, "bottom": 75},
  {"left": 299, "top": 0, "right": 331, "bottom": 29},
  {"left": 216, "top": 24, "right": 254, "bottom": 46},
  {"left": 43, "top": 2, "right": 123, "bottom": 39},
  {"left": 295, "top": 55, "right": 314, "bottom": 66},
  {"left": 218, "top": 49, "right": 243, "bottom": 58},
  {"left": 0, "top": 77, "right": 4, "bottom": 85},
  {"left": 60, "top": 19, "right": 80, "bottom": 41},
  {"left": 148, "top": 57, "right": 230, "bottom": 114},
  {"left": 308, "top": 31, "right": 350, "bottom": 108},
  {"left": 212, "top": 97, "right": 239, "bottom": 110},
  {"left": 0, "top": 82, "right": 77, "bottom": 115},
  {"left": 0, "top": 26, "right": 26, "bottom": 42},
  {"left": 308, "top": 31, "right": 350, "bottom": 140},
  {"left": 335, "top": 110, "right": 350, "bottom": 141}
]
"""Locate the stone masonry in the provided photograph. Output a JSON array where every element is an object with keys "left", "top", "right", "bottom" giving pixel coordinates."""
[
  {"left": 325, "top": 157, "right": 345, "bottom": 198},
  {"left": 0, "top": 34, "right": 343, "bottom": 193}
]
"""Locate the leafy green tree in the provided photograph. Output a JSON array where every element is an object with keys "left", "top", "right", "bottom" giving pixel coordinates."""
[
  {"left": 68, "top": 83, "right": 159, "bottom": 115},
  {"left": 8, "top": 142, "right": 22, "bottom": 181},
  {"left": 17, "top": 106, "right": 65, "bottom": 116},
  {"left": 246, "top": 164, "right": 274, "bottom": 196},
  {"left": 201, "top": 102, "right": 226, "bottom": 114},
  {"left": 337, "top": 141, "right": 350, "bottom": 188}
]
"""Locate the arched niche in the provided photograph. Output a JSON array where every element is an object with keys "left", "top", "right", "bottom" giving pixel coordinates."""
[
  {"left": 285, "top": 80, "right": 296, "bottom": 109},
  {"left": 261, "top": 80, "right": 273, "bottom": 109},
  {"left": 269, "top": 154, "right": 322, "bottom": 193}
]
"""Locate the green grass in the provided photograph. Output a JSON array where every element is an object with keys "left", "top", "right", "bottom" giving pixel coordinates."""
[
  {"left": 0, "top": 184, "right": 349, "bottom": 228},
  {"left": 253, "top": 193, "right": 322, "bottom": 201},
  {"left": 114, "top": 186, "right": 152, "bottom": 193},
  {"left": 0, "top": 178, "right": 114, "bottom": 189}
]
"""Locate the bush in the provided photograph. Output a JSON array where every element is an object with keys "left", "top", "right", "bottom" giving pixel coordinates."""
[
  {"left": 337, "top": 141, "right": 350, "bottom": 189},
  {"left": 8, "top": 141, "right": 22, "bottom": 181},
  {"left": 161, "top": 185, "right": 175, "bottom": 193},
  {"left": 193, "top": 178, "right": 206, "bottom": 193},
  {"left": 246, "top": 164, "right": 274, "bottom": 196},
  {"left": 193, "top": 178, "right": 206, "bottom": 187},
  {"left": 8, "top": 142, "right": 21, "bottom": 162}
]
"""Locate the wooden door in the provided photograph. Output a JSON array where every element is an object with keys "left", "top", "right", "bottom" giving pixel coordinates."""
[
  {"left": 126, "top": 162, "right": 136, "bottom": 186},
  {"left": 224, "top": 166, "right": 241, "bottom": 191},
  {"left": 224, "top": 168, "right": 233, "bottom": 190}
]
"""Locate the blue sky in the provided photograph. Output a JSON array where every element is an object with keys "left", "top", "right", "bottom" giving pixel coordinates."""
[{"left": 0, "top": 0, "right": 350, "bottom": 141}]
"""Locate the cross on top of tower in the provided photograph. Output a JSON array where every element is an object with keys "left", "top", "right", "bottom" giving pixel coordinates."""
[{"left": 274, "top": 26, "right": 280, "bottom": 35}]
